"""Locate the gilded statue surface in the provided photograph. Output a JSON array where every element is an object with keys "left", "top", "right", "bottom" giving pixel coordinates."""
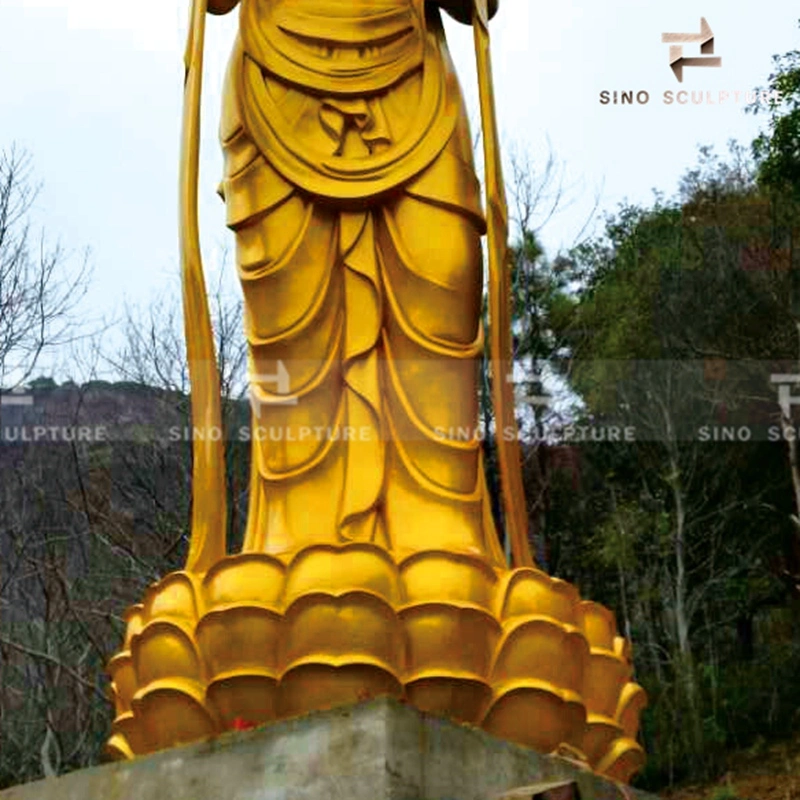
[
  {"left": 105, "top": 0, "right": 648, "bottom": 784},
  {"left": 217, "top": 0, "right": 505, "bottom": 562}
]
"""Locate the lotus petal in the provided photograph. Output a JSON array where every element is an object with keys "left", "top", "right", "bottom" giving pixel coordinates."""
[
  {"left": 482, "top": 682, "right": 586, "bottom": 753},
  {"left": 278, "top": 662, "right": 403, "bottom": 717},
  {"left": 405, "top": 672, "right": 492, "bottom": 723},
  {"left": 576, "top": 602, "right": 617, "bottom": 651},
  {"left": 123, "top": 605, "right": 144, "bottom": 650},
  {"left": 614, "top": 635, "right": 632, "bottom": 664},
  {"left": 490, "top": 618, "right": 589, "bottom": 696},
  {"left": 107, "top": 651, "right": 137, "bottom": 713},
  {"left": 105, "top": 732, "right": 133, "bottom": 761},
  {"left": 143, "top": 572, "right": 200, "bottom": 624},
  {"left": 399, "top": 550, "right": 497, "bottom": 610},
  {"left": 594, "top": 736, "right": 647, "bottom": 785},
  {"left": 400, "top": 602, "right": 500, "bottom": 678},
  {"left": 201, "top": 553, "right": 286, "bottom": 612},
  {"left": 616, "top": 682, "right": 648, "bottom": 739},
  {"left": 206, "top": 672, "right": 279, "bottom": 728},
  {"left": 132, "top": 679, "right": 217, "bottom": 753},
  {"left": 284, "top": 544, "right": 401, "bottom": 607},
  {"left": 581, "top": 713, "right": 623, "bottom": 767},
  {"left": 132, "top": 620, "right": 204, "bottom": 687},
  {"left": 281, "top": 591, "right": 403, "bottom": 674},
  {"left": 196, "top": 605, "right": 282, "bottom": 679},
  {"left": 108, "top": 711, "right": 147, "bottom": 757},
  {"left": 582, "top": 647, "right": 629, "bottom": 718},
  {"left": 494, "top": 568, "right": 578, "bottom": 626}
]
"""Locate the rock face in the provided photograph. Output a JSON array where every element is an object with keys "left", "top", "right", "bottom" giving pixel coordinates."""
[{"left": 0, "top": 698, "right": 657, "bottom": 800}]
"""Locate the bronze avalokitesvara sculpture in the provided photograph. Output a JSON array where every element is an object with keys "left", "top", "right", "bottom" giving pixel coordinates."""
[{"left": 105, "top": 0, "right": 647, "bottom": 783}]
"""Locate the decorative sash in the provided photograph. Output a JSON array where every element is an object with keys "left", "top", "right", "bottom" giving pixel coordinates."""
[
  {"left": 240, "top": 0, "right": 426, "bottom": 95},
  {"left": 232, "top": 28, "right": 459, "bottom": 201}
]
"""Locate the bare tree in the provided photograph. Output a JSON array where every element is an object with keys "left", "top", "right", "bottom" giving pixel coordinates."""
[
  {"left": 0, "top": 146, "right": 90, "bottom": 388},
  {"left": 0, "top": 233, "right": 247, "bottom": 785},
  {"left": 100, "top": 262, "right": 250, "bottom": 546},
  {"left": 105, "top": 259, "right": 246, "bottom": 400}
]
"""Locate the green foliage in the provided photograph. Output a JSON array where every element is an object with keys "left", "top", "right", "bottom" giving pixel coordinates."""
[
  {"left": 528, "top": 41, "right": 800, "bottom": 788},
  {"left": 707, "top": 785, "right": 742, "bottom": 800},
  {"left": 27, "top": 375, "right": 57, "bottom": 390},
  {"left": 749, "top": 27, "right": 800, "bottom": 199}
]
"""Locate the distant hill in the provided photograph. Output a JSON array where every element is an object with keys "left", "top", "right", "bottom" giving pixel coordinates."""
[{"left": 0, "top": 380, "right": 248, "bottom": 447}]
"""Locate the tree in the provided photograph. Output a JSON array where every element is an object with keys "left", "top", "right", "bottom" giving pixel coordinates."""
[
  {"left": 480, "top": 146, "right": 596, "bottom": 564},
  {"left": 749, "top": 28, "right": 800, "bottom": 202},
  {"left": 0, "top": 147, "right": 90, "bottom": 388},
  {"left": 746, "top": 35, "right": 800, "bottom": 595},
  {"left": 544, "top": 144, "right": 800, "bottom": 784},
  {"left": 0, "top": 252, "right": 249, "bottom": 785},
  {"left": 102, "top": 265, "right": 250, "bottom": 548}
]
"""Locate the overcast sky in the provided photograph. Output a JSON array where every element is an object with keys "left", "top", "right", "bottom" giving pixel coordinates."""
[{"left": 1, "top": 0, "right": 798, "bottom": 371}]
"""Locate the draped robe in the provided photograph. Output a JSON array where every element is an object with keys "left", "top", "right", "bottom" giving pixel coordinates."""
[{"left": 219, "top": 0, "right": 505, "bottom": 567}]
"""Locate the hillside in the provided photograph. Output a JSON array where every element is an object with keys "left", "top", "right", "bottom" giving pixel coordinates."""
[{"left": 661, "top": 734, "right": 800, "bottom": 800}]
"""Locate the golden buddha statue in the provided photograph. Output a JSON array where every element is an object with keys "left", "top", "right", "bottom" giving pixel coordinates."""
[{"left": 105, "top": 0, "right": 647, "bottom": 785}]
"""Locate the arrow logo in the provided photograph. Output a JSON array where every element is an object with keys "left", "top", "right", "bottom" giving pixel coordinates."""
[{"left": 661, "top": 17, "right": 721, "bottom": 82}]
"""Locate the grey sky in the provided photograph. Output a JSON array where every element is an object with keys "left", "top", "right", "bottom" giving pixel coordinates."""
[{"left": 1, "top": 0, "right": 798, "bottom": 371}]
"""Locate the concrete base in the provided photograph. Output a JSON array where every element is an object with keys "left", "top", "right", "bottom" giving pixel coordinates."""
[{"left": 0, "top": 698, "right": 657, "bottom": 800}]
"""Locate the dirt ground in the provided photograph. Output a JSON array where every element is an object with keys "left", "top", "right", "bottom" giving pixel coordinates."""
[{"left": 658, "top": 735, "right": 800, "bottom": 800}]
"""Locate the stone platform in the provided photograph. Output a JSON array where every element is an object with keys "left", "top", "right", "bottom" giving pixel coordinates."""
[{"left": 0, "top": 698, "right": 658, "bottom": 799}]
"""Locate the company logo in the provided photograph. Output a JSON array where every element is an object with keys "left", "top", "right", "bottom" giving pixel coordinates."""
[
  {"left": 772, "top": 373, "right": 800, "bottom": 419},
  {"left": 661, "top": 17, "right": 721, "bottom": 82},
  {"left": 600, "top": 15, "right": 781, "bottom": 108},
  {"left": 249, "top": 361, "right": 298, "bottom": 410}
]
